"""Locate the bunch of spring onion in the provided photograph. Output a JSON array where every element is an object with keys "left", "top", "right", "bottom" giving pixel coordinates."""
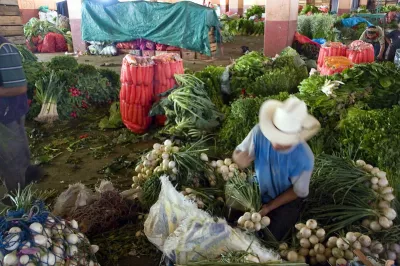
[
  {"left": 34, "top": 71, "right": 63, "bottom": 124},
  {"left": 181, "top": 187, "right": 224, "bottom": 209},
  {"left": 356, "top": 160, "right": 397, "bottom": 231},
  {"left": 305, "top": 155, "right": 397, "bottom": 234},
  {"left": 132, "top": 139, "right": 210, "bottom": 188},
  {"left": 0, "top": 218, "right": 99, "bottom": 266},
  {"left": 209, "top": 158, "right": 248, "bottom": 183},
  {"left": 237, "top": 211, "right": 270, "bottom": 232},
  {"left": 150, "top": 74, "right": 224, "bottom": 138}
]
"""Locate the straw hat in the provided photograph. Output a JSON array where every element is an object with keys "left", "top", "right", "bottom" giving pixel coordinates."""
[{"left": 259, "top": 96, "right": 321, "bottom": 146}]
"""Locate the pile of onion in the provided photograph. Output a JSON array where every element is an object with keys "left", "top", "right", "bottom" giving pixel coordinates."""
[
  {"left": 237, "top": 212, "right": 270, "bottom": 232},
  {"left": 356, "top": 160, "right": 397, "bottom": 231},
  {"left": 0, "top": 217, "right": 99, "bottom": 266},
  {"left": 210, "top": 158, "right": 246, "bottom": 182}
]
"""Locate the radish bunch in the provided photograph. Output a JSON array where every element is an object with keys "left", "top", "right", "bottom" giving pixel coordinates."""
[
  {"left": 356, "top": 160, "right": 397, "bottom": 231},
  {"left": 0, "top": 217, "right": 99, "bottom": 266},
  {"left": 237, "top": 212, "right": 270, "bottom": 232}
]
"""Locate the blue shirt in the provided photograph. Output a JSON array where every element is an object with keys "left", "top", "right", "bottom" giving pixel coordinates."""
[
  {"left": 0, "top": 36, "right": 29, "bottom": 124},
  {"left": 236, "top": 125, "right": 314, "bottom": 204}
]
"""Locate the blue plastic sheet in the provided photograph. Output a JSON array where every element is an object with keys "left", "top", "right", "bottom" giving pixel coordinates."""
[
  {"left": 81, "top": 1, "right": 220, "bottom": 56},
  {"left": 341, "top": 17, "right": 373, "bottom": 28}
]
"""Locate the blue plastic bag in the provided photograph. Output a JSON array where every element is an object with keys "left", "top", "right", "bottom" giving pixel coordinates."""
[
  {"left": 341, "top": 17, "right": 373, "bottom": 28},
  {"left": 312, "top": 38, "right": 326, "bottom": 45}
]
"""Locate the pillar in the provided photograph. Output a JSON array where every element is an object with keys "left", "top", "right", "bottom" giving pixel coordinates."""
[
  {"left": 228, "top": 0, "right": 243, "bottom": 15},
  {"left": 337, "top": 0, "right": 351, "bottom": 14},
  {"left": 220, "top": 0, "right": 229, "bottom": 14},
  {"left": 67, "top": 0, "right": 86, "bottom": 53},
  {"left": 360, "top": 0, "right": 367, "bottom": 6},
  {"left": 264, "top": 0, "right": 298, "bottom": 57}
]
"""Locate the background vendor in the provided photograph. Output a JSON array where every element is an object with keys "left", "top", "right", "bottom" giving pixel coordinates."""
[
  {"left": 385, "top": 21, "right": 400, "bottom": 62},
  {"left": 359, "top": 25, "right": 385, "bottom": 60},
  {"left": 232, "top": 97, "right": 320, "bottom": 241}
]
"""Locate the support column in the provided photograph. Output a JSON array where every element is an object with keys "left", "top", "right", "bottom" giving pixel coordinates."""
[
  {"left": 67, "top": 0, "right": 86, "bottom": 53},
  {"left": 264, "top": 0, "right": 298, "bottom": 57},
  {"left": 228, "top": 0, "right": 243, "bottom": 15},
  {"left": 220, "top": 0, "right": 229, "bottom": 14},
  {"left": 359, "top": 0, "right": 367, "bottom": 6},
  {"left": 338, "top": 0, "right": 351, "bottom": 14}
]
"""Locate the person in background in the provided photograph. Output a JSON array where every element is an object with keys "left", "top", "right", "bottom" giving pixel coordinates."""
[
  {"left": 385, "top": 21, "right": 400, "bottom": 62},
  {"left": 0, "top": 35, "right": 43, "bottom": 205},
  {"left": 232, "top": 97, "right": 321, "bottom": 241},
  {"left": 359, "top": 25, "right": 385, "bottom": 60}
]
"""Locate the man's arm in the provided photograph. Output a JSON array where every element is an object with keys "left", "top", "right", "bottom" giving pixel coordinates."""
[
  {"left": 259, "top": 187, "right": 298, "bottom": 217},
  {"left": 0, "top": 85, "right": 27, "bottom": 97},
  {"left": 232, "top": 127, "right": 256, "bottom": 169}
]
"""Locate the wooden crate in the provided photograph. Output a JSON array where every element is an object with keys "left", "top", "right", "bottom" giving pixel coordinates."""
[
  {"left": 181, "top": 49, "right": 196, "bottom": 61},
  {"left": 0, "top": 0, "right": 24, "bottom": 44}
]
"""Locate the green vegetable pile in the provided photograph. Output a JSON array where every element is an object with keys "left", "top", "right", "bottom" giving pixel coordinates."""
[
  {"left": 24, "top": 56, "right": 120, "bottom": 121},
  {"left": 150, "top": 74, "right": 224, "bottom": 138},
  {"left": 245, "top": 5, "right": 265, "bottom": 19},
  {"left": 218, "top": 92, "right": 290, "bottom": 152},
  {"left": 221, "top": 19, "right": 265, "bottom": 38},
  {"left": 297, "top": 14, "right": 337, "bottom": 41}
]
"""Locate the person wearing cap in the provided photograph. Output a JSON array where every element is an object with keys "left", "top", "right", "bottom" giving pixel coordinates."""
[
  {"left": 232, "top": 97, "right": 320, "bottom": 241},
  {"left": 359, "top": 25, "right": 386, "bottom": 60}
]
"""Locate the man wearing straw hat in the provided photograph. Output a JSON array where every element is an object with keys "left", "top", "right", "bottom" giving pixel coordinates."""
[{"left": 232, "top": 96, "right": 321, "bottom": 241}]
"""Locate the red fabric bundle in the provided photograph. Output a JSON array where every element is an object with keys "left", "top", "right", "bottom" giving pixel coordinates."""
[{"left": 294, "top": 32, "right": 321, "bottom": 47}]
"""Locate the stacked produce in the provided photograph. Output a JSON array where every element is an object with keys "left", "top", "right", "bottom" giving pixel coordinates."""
[
  {"left": 347, "top": 40, "right": 375, "bottom": 64},
  {"left": 0, "top": 201, "right": 99, "bottom": 266},
  {"left": 120, "top": 55, "right": 154, "bottom": 133},
  {"left": 181, "top": 187, "right": 224, "bottom": 210},
  {"left": 209, "top": 158, "right": 245, "bottom": 182},
  {"left": 319, "top": 56, "right": 353, "bottom": 75},
  {"left": 153, "top": 53, "right": 184, "bottom": 125},
  {"left": 317, "top": 42, "right": 347, "bottom": 68}
]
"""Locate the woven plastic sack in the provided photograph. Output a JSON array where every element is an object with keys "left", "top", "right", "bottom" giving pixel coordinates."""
[
  {"left": 119, "top": 100, "right": 152, "bottom": 134},
  {"left": 40, "top": 32, "right": 57, "bottom": 53},
  {"left": 347, "top": 40, "right": 374, "bottom": 64},
  {"left": 317, "top": 42, "right": 347, "bottom": 67},
  {"left": 54, "top": 33, "right": 67, "bottom": 52}
]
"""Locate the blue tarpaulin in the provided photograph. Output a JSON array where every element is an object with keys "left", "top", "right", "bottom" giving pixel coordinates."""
[
  {"left": 341, "top": 17, "right": 373, "bottom": 28},
  {"left": 81, "top": 1, "right": 220, "bottom": 56}
]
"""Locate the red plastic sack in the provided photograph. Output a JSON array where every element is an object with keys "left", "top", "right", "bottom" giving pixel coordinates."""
[
  {"left": 120, "top": 83, "right": 153, "bottom": 106},
  {"left": 317, "top": 42, "right": 347, "bottom": 67},
  {"left": 39, "top": 32, "right": 67, "bottom": 53},
  {"left": 26, "top": 40, "right": 37, "bottom": 52},
  {"left": 347, "top": 40, "right": 374, "bottom": 64}
]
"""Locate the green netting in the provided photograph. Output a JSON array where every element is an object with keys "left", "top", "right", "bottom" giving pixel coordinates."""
[{"left": 81, "top": 0, "right": 220, "bottom": 56}]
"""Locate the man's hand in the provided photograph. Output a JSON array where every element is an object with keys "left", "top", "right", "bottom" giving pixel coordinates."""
[
  {"left": 377, "top": 53, "right": 383, "bottom": 60},
  {"left": 259, "top": 204, "right": 271, "bottom": 217},
  {"left": 232, "top": 150, "right": 254, "bottom": 169}
]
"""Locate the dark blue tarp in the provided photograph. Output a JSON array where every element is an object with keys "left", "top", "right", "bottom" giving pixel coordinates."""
[
  {"left": 341, "top": 17, "right": 374, "bottom": 28},
  {"left": 81, "top": 1, "right": 220, "bottom": 55}
]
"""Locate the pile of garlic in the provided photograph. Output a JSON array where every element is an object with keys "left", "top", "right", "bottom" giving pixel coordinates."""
[
  {"left": 356, "top": 160, "right": 397, "bottom": 231},
  {"left": 180, "top": 187, "right": 224, "bottom": 209},
  {"left": 0, "top": 217, "right": 99, "bottom": 266},
  {"left": 237, "top": 212, "right": 270, "bottom": 232}
]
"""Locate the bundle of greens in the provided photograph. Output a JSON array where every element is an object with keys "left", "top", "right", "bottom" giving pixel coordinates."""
[
  {"left": 300, "top": 4, "right": 320, "bottom": 15},
  {"left": 194, "top": 66, "right": 226, "bottom": 112},
  {"left": 297, "top": 15, "right": 313, "bottom": 39},
  {"left": 16, "top": 45, "right": 37, "bottom": 62},
  {"left": 24, "top": 18, "right": 65, "bottom": 44},
  {"left": 297, "top": 14, "right": 336, "bottom": 41},
  {"left": 47, "top": 55, "right": 78, "bottom": 71},
  {"left": 150, "top": 74, "right": 224, "bottom": 138},
  {"left": 248, "top": 48, "right": 308, "bottom": 97},
  {"left": 245, "top": 5, "right": 265, "bottom": 19},
  {"left": 225, "top": 174, "right": 261, "bottom": 213},
  {"left": 34, "top": 71, "right": 64, "bottom": 123},
  {"left": 99, "top": 102, "right": 123, "bottom": 130},
  {"left": 339, "top": 107, "right": 400, "bottom": 183},
  {"left": 218, "top": 92, "right": 290, "bottom": 151},
  {"left": 230, "top": 52, "right": 272, "bottom": 96}
]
